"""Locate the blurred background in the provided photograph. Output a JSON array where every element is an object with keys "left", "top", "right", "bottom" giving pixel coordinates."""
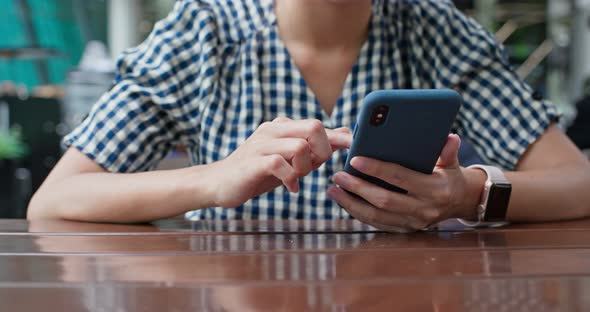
[{"left": 0, "top": 0, "right": 589, "bottom": 218}]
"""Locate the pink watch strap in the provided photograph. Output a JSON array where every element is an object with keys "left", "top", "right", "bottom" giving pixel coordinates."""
[
  {"left": 469, "top": 165, "right": 510, "bottom": 184},
  {"left": 458, "top": 165, "right": 510, "bottom": 227}
]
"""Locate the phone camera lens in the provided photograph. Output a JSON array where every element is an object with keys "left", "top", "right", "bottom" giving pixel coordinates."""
[{"left": 370, "top": 105, "right": 389, "bottom": 126}]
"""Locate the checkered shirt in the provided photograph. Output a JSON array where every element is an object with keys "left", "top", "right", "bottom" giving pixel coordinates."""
[{"left": 64, "top": 0, "right": 559, "bottom": 220}]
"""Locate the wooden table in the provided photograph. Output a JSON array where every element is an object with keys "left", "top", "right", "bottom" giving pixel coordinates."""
[{"left": 1, "top": 219, "right": 590, "bottom": 311}]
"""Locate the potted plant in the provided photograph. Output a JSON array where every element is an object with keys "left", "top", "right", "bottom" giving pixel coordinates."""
[
  {"left": 0, "top": 129, "right": 28, "bottom": 218},
  {"left": 0, "top": 128, "right": 28, "bottom": 163}
]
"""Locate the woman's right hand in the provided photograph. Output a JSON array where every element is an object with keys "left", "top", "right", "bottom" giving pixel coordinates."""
[{"left": 207, "top": 118, "right": 352, "bottom": 208}]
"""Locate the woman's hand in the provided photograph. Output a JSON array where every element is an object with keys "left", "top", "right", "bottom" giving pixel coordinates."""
[
  {"left": 209, "top": 118, "right": 352, "bottom": 208},
  {"left": 328, "top": 134, "right": 486, "bottom": 233}
]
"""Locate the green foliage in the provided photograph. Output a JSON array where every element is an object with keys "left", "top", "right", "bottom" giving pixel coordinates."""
[{"left": 0, "top": 129, "right": 28, "bottom": 160}]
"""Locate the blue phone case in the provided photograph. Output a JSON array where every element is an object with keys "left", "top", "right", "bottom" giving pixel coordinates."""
[{"left": 344, "top": 89, "right": 462, "bottom": 194}]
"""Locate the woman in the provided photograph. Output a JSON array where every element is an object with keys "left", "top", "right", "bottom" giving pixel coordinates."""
[{"left": 28, "top": 0, "right": 590, "bottom": 232}]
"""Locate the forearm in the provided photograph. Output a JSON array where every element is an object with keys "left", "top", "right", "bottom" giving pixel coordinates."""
[
  {"left": 27, "top": 165, "right": 216, "bottom": 223},
  {"left": 462, "top": 125, "right": 590, "bottom": 223},
  {"left": 505, "top": 164, "right": 590, "bottom": 222}
]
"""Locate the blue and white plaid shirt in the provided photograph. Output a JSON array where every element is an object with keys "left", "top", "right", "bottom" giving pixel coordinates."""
[{"left": 64, "top": 0, "right": 559, "bottom": 220}]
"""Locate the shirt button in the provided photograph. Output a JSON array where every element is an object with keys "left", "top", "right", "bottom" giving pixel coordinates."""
[{"left": 532, "top": 91, "right": 544, "bottom": 101}]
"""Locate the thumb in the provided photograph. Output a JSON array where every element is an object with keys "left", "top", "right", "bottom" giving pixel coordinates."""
[{"left": 436, "top": 134, "right": 461, "bottom": 169}]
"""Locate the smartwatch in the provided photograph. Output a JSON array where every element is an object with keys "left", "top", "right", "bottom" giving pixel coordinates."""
[{"left": 458, "top": 165, "right": 512, "bottom": 227}]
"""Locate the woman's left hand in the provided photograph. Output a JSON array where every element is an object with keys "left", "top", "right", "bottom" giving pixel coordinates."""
[{"left": 328, "top": 134, "right": 487, "bottom": 233}]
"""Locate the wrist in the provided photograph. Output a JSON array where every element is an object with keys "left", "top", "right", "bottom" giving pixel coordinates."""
[
  {"left": 181, "top": 163, "right": 219, "bottom": 209},
  {"left": 460, "top": 167, "right": 487, "bottom": 220}
]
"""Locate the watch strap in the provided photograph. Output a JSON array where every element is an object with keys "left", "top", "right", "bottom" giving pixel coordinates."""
[
  {"left": 469, "top": 165, "right": 509, "bottom": 184},
  {"left": 458, "top": 165, "right": 510, "bottom": 227}
]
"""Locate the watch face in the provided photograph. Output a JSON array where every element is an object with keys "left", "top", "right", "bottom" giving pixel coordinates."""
[{"left": 484, "top": 183, "right": 512, "bottom": 222}]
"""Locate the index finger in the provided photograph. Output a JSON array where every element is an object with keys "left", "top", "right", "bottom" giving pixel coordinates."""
[
  {"left": 271, "top": 119, "right": 333, "bottom": 165},
  {"left": 326, "top": 128, "right": 352, "bottom": 150},
  {"left": 350, "top": 156, "right": 437, "bottom": 195}
]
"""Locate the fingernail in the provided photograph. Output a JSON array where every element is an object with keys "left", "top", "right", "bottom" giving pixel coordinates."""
[
  {"left": 293, "top": 180, "right": 300, "bottom": 193},
  {"left": 332, "top": 172, "right": 348, "bottom": 184},
  {"left": 287, "top": 179, "right": 300, "bottom": 193},
  {"left": 327, "top": 186, "right": 340, "bottom": 200},
  {"left": 350, "top": 157, "right": 365, "bottom": 171}
]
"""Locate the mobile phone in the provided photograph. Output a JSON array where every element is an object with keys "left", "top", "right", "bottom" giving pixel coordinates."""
[{"left": 344, "top": 89, "right": 462, "bottom": 194}]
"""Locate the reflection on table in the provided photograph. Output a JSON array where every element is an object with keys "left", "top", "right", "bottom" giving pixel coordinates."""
[{"left": 1, "top": 218, "right": 590, "bottom": 311}]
